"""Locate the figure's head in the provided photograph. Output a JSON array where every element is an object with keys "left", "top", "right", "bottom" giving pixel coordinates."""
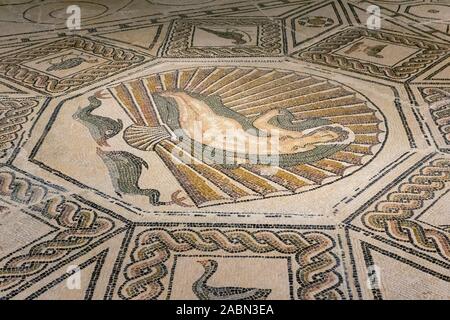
[
  {"left": 307, "top": 125, "right": 350, "bottom": 144},
  {"left": 276, "top": 135, "right": 304, "bottom": 154}
]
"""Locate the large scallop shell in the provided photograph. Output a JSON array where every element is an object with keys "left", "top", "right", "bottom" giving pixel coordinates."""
[
  {"left": 108, "top": 67, "right": 385, "bottom": 207},
  {"left": 123, "top": 125, "right": 172, "bottom": 151}
]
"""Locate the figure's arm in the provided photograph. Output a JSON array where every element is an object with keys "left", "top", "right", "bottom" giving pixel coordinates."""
[{"left": 252, "top": 109, "right": 280, "bottom": 131}]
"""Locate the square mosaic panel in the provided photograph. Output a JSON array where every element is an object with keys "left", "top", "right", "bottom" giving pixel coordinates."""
[
  {"left": 162, "top": 18, "right": 284, "bottom": 58},
  {"left": 0, "top": 36, "right": 148, "bottom": 95},
  {"left": 294, "top": 28, "right": 449, "bottom": 81}
]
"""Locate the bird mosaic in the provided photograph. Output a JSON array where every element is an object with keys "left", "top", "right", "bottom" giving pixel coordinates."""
[
  {"left": 344, "top": 41, "right": 388, "bottom": 58},
  {"left": 197, "top": 27, "right": 251, "bottom": 45},
  {"left": 37, "top": 52, "right": 99, "bottom": 72},
  {"left": 193, "top": 260, "right": 272, "bottom": 300}
]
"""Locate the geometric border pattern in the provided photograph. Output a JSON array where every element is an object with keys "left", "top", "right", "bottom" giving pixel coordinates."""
[
  {"left": 347, "top": 155, "right": 450, "bottom": 262},
  {"left": 419, "top": 87, "right": 450, "bottom": 152},
  {"left": 0, "top": 97, "right": 43, "bottom": 161},
  {"left": 118, "top": 228, "right": 344, "bottom": 300}
]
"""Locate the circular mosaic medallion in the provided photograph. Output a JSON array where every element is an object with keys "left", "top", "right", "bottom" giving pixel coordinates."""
[
  {"left": 23, "top": 1, "right": 129, "bottom": 24},
  {"left": 98, "top": 67, "right": 386, "bottom": 207}
]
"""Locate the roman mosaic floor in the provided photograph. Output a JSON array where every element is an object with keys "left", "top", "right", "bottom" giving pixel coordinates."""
[{"left": 0, "top": 0, "right": 449, "bottom": 300}]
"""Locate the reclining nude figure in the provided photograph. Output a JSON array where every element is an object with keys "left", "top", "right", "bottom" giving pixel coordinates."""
[{"left": 159, "top": 92, "right": 353, "bottom": 156}]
